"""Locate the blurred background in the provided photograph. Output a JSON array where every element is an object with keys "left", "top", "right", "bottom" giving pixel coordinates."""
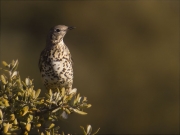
[{"left": 0, "top": 1, "right": 179, "bottom": 134}]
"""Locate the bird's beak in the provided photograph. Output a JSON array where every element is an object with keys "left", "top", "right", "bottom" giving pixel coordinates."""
[{"left": 68, "top": 26, "right": 76, "bottom": 30}]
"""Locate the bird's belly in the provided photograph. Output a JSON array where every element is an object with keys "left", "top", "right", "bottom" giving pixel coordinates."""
[
  {"left": 41, "top": 59, "right": 73, "bottom": 89},
  {"left": 51, "top": 59, "right": 73, "bottom": 77}
]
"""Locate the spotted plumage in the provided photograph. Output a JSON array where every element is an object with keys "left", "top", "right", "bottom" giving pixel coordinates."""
[{"left": 39, "top": 25, "right": 75, "bottom": 91}]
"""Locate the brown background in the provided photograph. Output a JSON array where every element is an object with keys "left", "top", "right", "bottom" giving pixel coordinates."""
[{"left": 0, "top": 1, "right": 179, "bottom": 134}]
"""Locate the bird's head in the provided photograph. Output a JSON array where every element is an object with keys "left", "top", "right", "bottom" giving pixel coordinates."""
[{"left": 46, "top": 25, "right": 75, "bottom": 46}]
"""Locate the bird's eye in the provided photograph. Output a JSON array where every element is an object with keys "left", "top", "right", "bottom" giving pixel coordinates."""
[{"left": 55, "top": 29, "right": 60, "bottom": 32}]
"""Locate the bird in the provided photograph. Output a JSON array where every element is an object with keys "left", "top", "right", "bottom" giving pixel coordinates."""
[{"left": 39, "top": 25, "right": 75, "bottom": 92}]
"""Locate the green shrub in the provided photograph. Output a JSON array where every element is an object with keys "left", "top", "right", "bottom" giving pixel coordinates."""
[{"left": 0, "top": 60, "right": 99, "bottom": 135}]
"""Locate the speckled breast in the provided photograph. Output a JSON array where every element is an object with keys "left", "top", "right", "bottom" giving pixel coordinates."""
[{"left": 39, "top": 45, "right": 73, "bottom": 90}]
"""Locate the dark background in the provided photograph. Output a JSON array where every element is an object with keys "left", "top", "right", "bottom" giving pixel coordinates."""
[{"left": 0, "top": 1, "right": 179, "bottom": 134}]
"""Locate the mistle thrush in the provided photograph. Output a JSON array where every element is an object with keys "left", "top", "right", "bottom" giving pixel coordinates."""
[{"left": 39, "top": 25, "right": 75, "bottom": 92}]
